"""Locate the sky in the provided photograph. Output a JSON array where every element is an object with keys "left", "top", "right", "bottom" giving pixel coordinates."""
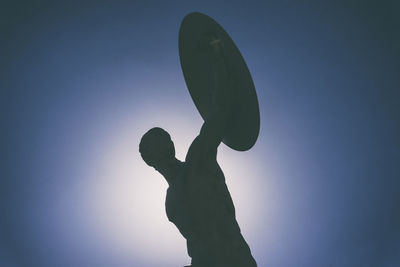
[{"left": 1, "top": 1, "right": 399, "bottom": 266}]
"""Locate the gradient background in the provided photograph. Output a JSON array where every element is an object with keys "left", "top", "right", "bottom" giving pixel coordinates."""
[{"left": 1, "top": 1, "right": 399, "bottom": 266}]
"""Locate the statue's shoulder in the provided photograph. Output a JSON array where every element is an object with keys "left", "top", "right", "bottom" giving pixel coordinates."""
[{"left": 185, "top": 135, "right": 218, "bottom": 168}]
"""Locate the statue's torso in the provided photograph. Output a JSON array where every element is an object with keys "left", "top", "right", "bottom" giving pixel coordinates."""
[
  {"left": 165, "top": 160, "right": 235, "bottom": 236},
  {"left": 165, "top": 160, "right": 255, "bottom": 266},
  {"left": 164, "top": 133, "right": 256, "bottom": 266}
]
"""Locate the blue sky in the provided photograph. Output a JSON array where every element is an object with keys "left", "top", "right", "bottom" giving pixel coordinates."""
[{"left": 2, "top": 1, "right": 399, "bottom": 266}]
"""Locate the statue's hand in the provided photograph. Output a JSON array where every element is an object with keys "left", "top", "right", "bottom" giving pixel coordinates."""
[
  {"left": 198, "top": 33, "right": 224, "bottom": 56},
  {"left": 209, "top": 37, "right": 223, "bottom": 54}
]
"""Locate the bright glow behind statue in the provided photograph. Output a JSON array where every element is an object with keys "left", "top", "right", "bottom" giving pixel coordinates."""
[{"left": 81, "top": 109, "right": 264, "bottom": 264}]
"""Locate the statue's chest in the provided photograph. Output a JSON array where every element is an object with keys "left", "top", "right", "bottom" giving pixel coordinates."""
[{"left": 165, "top": 174, "right": 189, "bottom": 226}]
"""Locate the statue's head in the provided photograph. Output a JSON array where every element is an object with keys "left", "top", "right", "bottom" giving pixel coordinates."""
[{"left": 139, "top": 127, "right": 175, "bottom": 170}]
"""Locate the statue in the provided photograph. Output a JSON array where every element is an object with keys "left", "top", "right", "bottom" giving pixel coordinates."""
[{"left": 139, "top": 13, "right": 259, "bottom": 267}]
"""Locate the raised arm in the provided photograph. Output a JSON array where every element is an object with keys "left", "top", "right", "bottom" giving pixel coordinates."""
[{"left": 186, "top": 35, "right": 236, "bottom": 165}]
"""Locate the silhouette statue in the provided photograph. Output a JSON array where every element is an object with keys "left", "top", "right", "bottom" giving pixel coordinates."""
[{"left": 139, "top": 13, "right": 259, "bottom": 267}]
